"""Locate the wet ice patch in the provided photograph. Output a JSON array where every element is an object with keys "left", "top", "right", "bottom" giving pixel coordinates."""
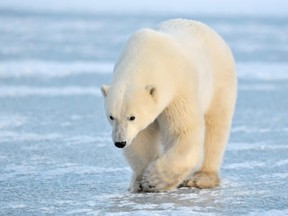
[{"left": 93, "top": 189, "right": 220, "bottom": 216}]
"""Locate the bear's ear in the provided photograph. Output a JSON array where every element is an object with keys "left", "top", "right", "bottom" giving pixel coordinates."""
[
  {"left": 100, "top": 85, "right": 110, "bottom": 97},
  {"left": 145, "top": 85, "right": 156, "bottom": 98}
]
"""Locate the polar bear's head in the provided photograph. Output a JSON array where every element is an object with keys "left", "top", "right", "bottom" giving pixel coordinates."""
[{"left": 100, "top": 84, "right": 158, "bottom": 148}]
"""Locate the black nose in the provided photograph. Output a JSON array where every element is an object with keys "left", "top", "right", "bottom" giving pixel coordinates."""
[{"left": 114, "top": 141, "right": 126, "bottom": 148}]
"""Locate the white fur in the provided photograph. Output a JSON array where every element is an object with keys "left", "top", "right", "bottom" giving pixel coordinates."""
[{"left": 101, "top": 19, "right": 237, "bottom": 192}]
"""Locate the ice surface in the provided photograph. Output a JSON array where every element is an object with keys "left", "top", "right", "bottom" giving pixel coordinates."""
[
  {"left": 0, "top": 86, "right": 101, "bottom": 97},
  {"left": 0, "top": 61, "right": 113, "bottom": 78},
  {"left": 0, "top": 9, "right": 287, "bottom": 216}
]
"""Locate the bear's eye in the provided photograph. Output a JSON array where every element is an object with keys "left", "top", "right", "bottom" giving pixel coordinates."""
[
  {"left": 109, "top": 115, "right": 114, "bottom": 120},
  {"left": 129, "top": 116, "right": 136, "bottom": 121}
]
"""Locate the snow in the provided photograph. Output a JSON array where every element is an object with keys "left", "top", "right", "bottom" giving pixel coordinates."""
[
  {"left": 0, "top": 61, "right": 113, "bottom": 78},
  {"left": 0, "top": 86, "right": 101, "bottom": 97}
]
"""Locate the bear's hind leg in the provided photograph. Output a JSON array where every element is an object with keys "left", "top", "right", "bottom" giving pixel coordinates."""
[
  {"left": 192, "top": 115, "right": 230, "bottom": 188},
  {"left": 183, "top": 93, "right": 236, "bottom": 189},
  {"left": 124, "top": 121, "right": 161, "bottom": 192}
]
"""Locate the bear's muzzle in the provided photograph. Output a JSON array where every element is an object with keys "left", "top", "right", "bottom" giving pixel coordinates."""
[{"left": 114, "top": 141, "right": 126, "bottom": 148}]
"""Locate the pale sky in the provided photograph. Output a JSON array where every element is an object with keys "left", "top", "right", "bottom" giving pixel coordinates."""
[{"left": 0, "top": 0, "right": 287, "bottom": 16}]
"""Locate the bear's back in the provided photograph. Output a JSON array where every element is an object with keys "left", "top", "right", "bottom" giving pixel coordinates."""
[
  {"left": 158, "top": 19, "right": 220, "bottom": 43},
  {"left": 158, "top": 19, "right": 235, "bottom": 112}
]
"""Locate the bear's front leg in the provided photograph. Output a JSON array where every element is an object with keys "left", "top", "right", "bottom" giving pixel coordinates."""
[
  {"left": 128, "top": 174, "right": 143, "bottom": 192},
  {"left": 123, "top": 121, "right": 160, "bottom": 192},
  {"left": 140, "top": 127, "right": 205, "bottom": 192}
]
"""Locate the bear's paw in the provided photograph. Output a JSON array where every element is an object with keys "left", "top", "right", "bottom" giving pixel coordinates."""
[
  {"left": 181, "top": 171, "right": 220, "bottom": 189},
  {"left": 139, "top": 161, "right": 182, "bottom": 192},
  {"left": 128, "top": 180, "right": 142, "bottom": 193},
  {"left": 140, "top": 162, "right": 168, "bottom": 192}
]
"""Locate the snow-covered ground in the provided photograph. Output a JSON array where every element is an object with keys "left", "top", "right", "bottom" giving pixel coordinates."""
[{"left": 0, "top": 9, "right": 287, "bottom": 215}]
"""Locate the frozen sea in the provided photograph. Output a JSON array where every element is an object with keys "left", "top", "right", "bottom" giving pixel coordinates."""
[{"left": 0, "top": 9, "right": 288, "bottom": 216}]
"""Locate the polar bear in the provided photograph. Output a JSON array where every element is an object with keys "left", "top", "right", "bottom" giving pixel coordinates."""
[{"left": 101, "top": 19, "right": 237, "bottom": 192}]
